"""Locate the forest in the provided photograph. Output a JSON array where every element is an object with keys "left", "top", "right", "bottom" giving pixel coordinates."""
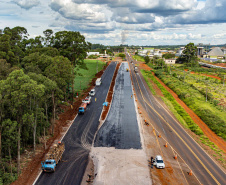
[{"left": 0, "top": 26, "right": 91, "bottom": 184}]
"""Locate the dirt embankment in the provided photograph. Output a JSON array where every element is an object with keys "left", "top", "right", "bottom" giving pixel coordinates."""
[{"left": 12, "top": 62, "right": 110, "bottom": 185}]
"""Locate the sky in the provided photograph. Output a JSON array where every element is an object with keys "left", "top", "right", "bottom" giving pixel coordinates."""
[{"left": 1, "top": 0, "right": 226, "bottom": 46}]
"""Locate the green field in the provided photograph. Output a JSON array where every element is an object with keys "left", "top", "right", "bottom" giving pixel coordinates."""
[
  {"left": 132, "top": 55, "right": 145, "bottom": 62},
  {"left": 74, "top": 59, "right": 106, "bottom": 93}
]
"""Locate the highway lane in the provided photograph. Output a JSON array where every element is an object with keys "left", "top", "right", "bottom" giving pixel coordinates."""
[
  {"left": 35, "top": 62, "right": 117, "bottom": 185},
  {"left": 126, "top": 53, "right": 226, "bottom": 185}
]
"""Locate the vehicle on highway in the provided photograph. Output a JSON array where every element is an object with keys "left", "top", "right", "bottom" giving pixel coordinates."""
[
  {"left": 153, "top": 155, "right": 165, "bottom": 169},
  {"left": 96, "top": 78, "right": 102, "bottom": 86},
  {"left": 82, "top": 96, "right": 91, "bottom": 105},
  {"left": 78, "top": 103, "right": 87, "bottom": 114},
  {"left": 41, "top": 141, "right": 65, "bottom": 172},
  {"left": 89, "top": 89, "right": 96, "bottom": 96},
  {"left": 134, "top": 66, "right": 138, "bottom": 73}
]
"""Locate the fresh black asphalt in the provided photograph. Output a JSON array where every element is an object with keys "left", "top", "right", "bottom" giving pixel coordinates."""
[
  {"left": 35, "top": 62, "right": 116, "bottom": 185},
  {"left": 94, "top": 62, "right": 141, "bottom": 149}
]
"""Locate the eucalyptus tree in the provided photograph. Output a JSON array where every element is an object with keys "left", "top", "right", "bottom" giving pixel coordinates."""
[
  {"left": 1, "top": 26, "right": 28, "bottom": 66},
  {"left": 0, "top": 69, "right": 44, "bottom": 174},
  {"left": 1, "top": 119, "right": 18, "bottom": 175},
  {"left": 44, "top": 56, "right": 73, "bottom": 133},
  {"left": 53, "top": 31, "right": 91, "bottom": 102}
]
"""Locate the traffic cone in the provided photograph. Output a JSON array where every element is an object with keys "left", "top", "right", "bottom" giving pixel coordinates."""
[
  {"left": 165, "top": 143, "right": 168, "bottom": 147},
  {"left": 189, "top": 170, "right": 192, "bottom": 176},
  {"left": 174, "top": 154, "right": 177, "bottom": 159},
  {"left": 158, "top": 134, "right": 161, "bottom": 138}
]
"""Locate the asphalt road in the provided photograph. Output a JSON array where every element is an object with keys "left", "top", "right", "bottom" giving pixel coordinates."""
[
  {"left": 35, "top": 62, "right": 117, "bottom": 185},
  {"left": 126, "top": 53, "right": 226, "bottom": 185},
  {"left": 94, "top": 62, "right": 141, "bottom": 149}
]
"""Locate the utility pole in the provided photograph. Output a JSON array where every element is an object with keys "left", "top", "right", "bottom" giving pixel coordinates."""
[
  {"left": 223, "top": 75, "right": 225, "bottom": 86},
  {"left": 96, "top": 60, "right": 98, "bottom": 74},
  {"left": 183, "top": 70, "right": 185, "bottom": 81}
]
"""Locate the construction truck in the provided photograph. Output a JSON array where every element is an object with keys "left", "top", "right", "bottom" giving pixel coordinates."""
[{"left": 41, "top": 141, "right": 65, "bottom": 172}]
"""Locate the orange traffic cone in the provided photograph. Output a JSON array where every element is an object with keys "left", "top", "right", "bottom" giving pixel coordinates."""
[{"left": 189, "top": 170, "right": 192, "bottom": 176}]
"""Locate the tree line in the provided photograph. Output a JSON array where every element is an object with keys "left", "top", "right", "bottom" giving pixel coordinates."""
[{"left": 0, "top": 26, "right": 91, "bottom": 184}]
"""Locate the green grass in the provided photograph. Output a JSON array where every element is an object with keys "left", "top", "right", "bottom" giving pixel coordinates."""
[
  {"left": 132, "top": 55, "right": 145, "bottom": 62},
  {"left": 74, "top": 59, "right": 106, "bottom": 93},
  {"left": 141, "top": 70, "right": 156, "bottom": 95}
]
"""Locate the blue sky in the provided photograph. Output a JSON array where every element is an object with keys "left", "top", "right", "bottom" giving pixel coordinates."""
[{"left": 1, "top": 0, "right": 226, "bottom": 46}]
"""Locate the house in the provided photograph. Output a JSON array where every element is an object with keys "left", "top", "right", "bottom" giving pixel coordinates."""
[
  {"left": 207, "top": 47, "right": 224, "bottom": 59},
  {"left": 164, "top": 58, "right": 176, "bottom": 64}
]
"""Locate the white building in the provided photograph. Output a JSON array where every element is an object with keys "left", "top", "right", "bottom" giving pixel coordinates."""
[
  {"left": 164, "top": 58, "right": 176, "bottom": 64},
  {"left": 87, "top": 52, "right": 100, "bottom": 56}
]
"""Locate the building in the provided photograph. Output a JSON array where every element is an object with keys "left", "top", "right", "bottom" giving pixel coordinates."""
[
  {"left": 87, "top": 52, "right": 100, "bottom": 56},
  {"left": 164, "top": 58, "right": 176, "bottom": 64},
  {"left": 207, "top": 47, "right": 224, "bottom": 59},
  {"left": 197, "top": 47, "right": 204, "bottom": 57}
]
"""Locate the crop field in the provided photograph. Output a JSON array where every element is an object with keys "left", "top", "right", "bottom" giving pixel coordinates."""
[
  {"left": 152, "top": 69, "right": 226, "bottom": 140},
  {"left": 171, "top": 68, "right": 226, "bottom": 109},
  {"left": 74, "top": 59, "right": 106, "bottom": 93}
]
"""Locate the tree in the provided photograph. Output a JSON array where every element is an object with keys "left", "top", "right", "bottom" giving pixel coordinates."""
[
  {"left": 43, "top": 29, "right": 53, "bottom": 47},
  {"left": 181, "top": 43, "right": 198, "bottom": 66},
  {"left": 44, "top": 56, "right": 73, "bottom": 133},
  {"left": 162, "top": 53, "right": 175, "bottom": 59},
  {"left": 144, "top": 56, "right": 150, "bottom": 64},
  {"left": 53, "top": 31, "right": 91, "bottom": 103},
  {"left": 0, "top": 69, "right": 44, "bottom": 174}
]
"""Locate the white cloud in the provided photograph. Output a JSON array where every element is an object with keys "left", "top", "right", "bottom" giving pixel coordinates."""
[
  {"left": 12, "top": 0, "right": 40, "bottom": 10},
  {"left": 1, "top": 0, "right": 226, "bottom": 46}
]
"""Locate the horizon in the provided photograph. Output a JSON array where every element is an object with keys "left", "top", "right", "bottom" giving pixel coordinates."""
[{"left": 1, "top": 0, "right": 226, "bottom": 46}]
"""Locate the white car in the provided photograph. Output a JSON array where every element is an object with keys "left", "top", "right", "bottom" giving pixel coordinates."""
[
  {"left": 82, "top": 96, "right": 91, "bottom": 105},
  {"left": 153, "top": 155, "right": 165, "bottom": 169},
  {"left": 89, "top": 89, "right": 95, "bottom": 96}
]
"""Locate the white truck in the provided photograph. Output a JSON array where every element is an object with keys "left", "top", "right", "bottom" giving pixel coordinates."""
[{"left": 95, "top": 78, "right": 101, "bottom": 86}]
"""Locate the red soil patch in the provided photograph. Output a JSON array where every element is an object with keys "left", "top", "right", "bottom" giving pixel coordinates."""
[
  {"left": 152, "top": 72, "right": 226, "bottom": 153},
  {"left": 139, "top": 62, "right": 152, "bottom": 71},
  {"left": 12, "top": 62, "right": 111, "bottom": 185},
  {"left": 185, "top": 70, "right": 222, "bottom": 80},
  {"left": 190, "top": 72, "right": 222, "bottom": 80}
]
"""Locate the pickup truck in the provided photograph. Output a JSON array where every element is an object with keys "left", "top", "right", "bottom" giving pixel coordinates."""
[{"left": 82, "top": 96, "right": 91, "bottom": 105}]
